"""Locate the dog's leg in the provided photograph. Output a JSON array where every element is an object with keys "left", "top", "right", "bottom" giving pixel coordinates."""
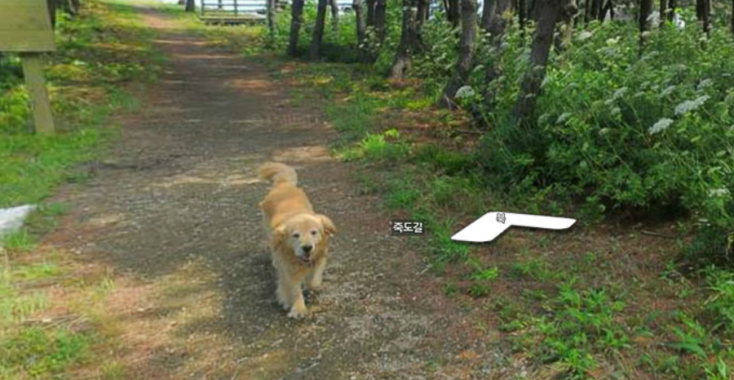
[
  {"left": 307, "top": 257, "right": 327, "bottom": 291},
  {"left": 276, "top": 269, "right": 308, "bottom": 318}
]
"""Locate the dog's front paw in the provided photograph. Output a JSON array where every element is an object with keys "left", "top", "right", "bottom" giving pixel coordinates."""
[
  {"left": 307, "top": 278, "right": 323, "bottom": 291},
  {"left": 287, "top": 305, "right": 309, "bottom": 319}
]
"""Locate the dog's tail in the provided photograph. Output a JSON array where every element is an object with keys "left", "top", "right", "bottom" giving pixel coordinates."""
[{"left": 258, "top": 162, "right": 298, "bottom": 186}]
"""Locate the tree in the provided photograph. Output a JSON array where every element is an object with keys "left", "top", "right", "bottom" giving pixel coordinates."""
[
  {"left": 367, "top": 0, "right": 376, "bottom": 25},
  {"left": 442, "top": 0, "right": 479, "bottom": 105},
  {"left": 518, "top": 0, "right": 527, "bottom": 34},
  {"left": 330, "top": 0, "right": 340, "bottom": 32},
  {"left": 660, "top": 0, "right": 667, "bottom": 27},
  {"left": 696, "top": 0, "right": 711, "bottom": 34},
  {"left": 310, "top": 0, "right": 329, "bottom": 59},
  {"left": 69, "top": 0, "right": 80, "bottom": 15},
  {"left": 639, "top": 0, "right": 653, "bottom": 44},
  {"left": 390, "top": 0, "right": 420, "bottom": 79},
  {"left": 354, "top": 0, "right": 368, "bottom": 59},
  {"left": 513, "top": 0, "right": 576, "bottom": 125},
  {"left": 56, "top": 0, "right": 81, "bottom": 16},
  {"left": 597, "top": 0, "right": 612, "bottom": 20},
  {"left": 185, "top": 0, "right": 195, "bottom": 12},
  {"left": 482, "top": 0, "right": 511, "bottom": 33},
  {"left": 668, "top": 0, "right": 676, "bottom": 21},
  {"left": 289, "top": 0, "right": 306, "bottom": 56},
  {"left": 481, "top": 0, "right": 512, "bottom": 114},
  {"left": 267, "top": 0, "right": 277, "bottom": 33},
  {"left": 375, "top": 0, "right": 388, "bottom": 42},
  {"left": 445, "top": 0, "right": 461, "bottom": 26}
]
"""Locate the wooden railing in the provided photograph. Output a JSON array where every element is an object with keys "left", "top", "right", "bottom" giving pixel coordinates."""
[{"left": 200, "top": 0, "right": 267, "bottom": 16}]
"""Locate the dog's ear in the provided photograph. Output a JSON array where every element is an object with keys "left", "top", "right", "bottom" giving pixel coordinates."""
[
  {"left": 317, "top": 214, "right": 337, "bottom": 235},
  {"left": 272, "top": 224, "right": 288, "bottom": 248}
]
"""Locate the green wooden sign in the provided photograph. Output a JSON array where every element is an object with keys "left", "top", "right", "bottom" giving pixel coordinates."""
[
  {"left": 0, "top": 0, "right": 56, "bottom": 134},
  {"left": 0, "top": 0, "right": 56, "bottom": 52}
]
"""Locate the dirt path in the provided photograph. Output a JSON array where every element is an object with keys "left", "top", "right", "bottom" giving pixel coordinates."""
[{"left": 47, "top": 6, "right": 508, "bottom": 379}]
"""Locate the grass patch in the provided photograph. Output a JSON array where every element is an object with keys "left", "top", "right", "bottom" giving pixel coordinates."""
[
  {"left": 190, "top": 10, "right": 734, "bottom": 380},
  {"left": 0, "top": 0, "right": 161, "bottom": 208},
  {"left": 0, "top": 2, "right": 162, "bottom": 379},
  {"left": 0, "top": 327, "right": 91, "bottom": 378}
]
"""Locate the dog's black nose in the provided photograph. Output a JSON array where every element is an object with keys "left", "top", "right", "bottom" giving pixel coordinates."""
[{"left": 302, "top": 245, "right": 313, "bottom": 254}]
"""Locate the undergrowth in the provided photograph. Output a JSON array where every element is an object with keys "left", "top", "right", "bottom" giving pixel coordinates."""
[
  {"left": 0, "top": 1, "right": 161, "bottom": 379},
  {"left": 189, "top": 4, "right": 734, "bottom": 379}
]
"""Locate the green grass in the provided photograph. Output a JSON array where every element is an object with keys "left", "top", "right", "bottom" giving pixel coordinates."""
[
  {"left": 0, "top": 230, "right": 36, "bottom": 252},
  {"left": 0, "top": 327, "right": 92, "bottom": 378},
  {"left": 0, "top": 2, "right": 162, "bottom": 379},
  {"left": 0, "top": 0, "right": 160, "bottom": 208},
  {"left": 189, "top": 11, "right": 734, "bottom": 380}
]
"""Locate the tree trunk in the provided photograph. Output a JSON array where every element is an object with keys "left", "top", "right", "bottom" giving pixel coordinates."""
[
  {"left": 518, "top": 0, "right": 526, "bottom": 34},
  {"left": 483, "top": 0, "right": 511, "bottom": 33},
  {"left": 659, "top": 0, "right": 667, "bottom": 26},
  {"left": 69, "top": 0, "right": 80, "bottom": 15},
  {"left": 528, "top": 0, "right": 538, "bottom": 21},
  {"left": 591, "top": 0, "right": 601, "bottom": 20},
  {"left": 442, "top": 0, "right": 479, "bottom": 105},
  {"left": 367, "top": 0, "right": 376, "bottom": 25},
  {"left": 416, "top": 0, "right": 429, "bottom": 49},
  {"left": 447, "top": 0, "right": 461, "bottom": 26},
  {"left": 639, "top": 0, "right": 652, "bottom": 45},
  {"left": 389, "top": 0, "right": 419, "bottom": 79},
  {"left": 703, "top": 0, "right": 711, "bottom": 35},
  {"left": 288, "top": 0, "right": 306, "bottom": 56},
  {"left": 482, "top": 0, "right": 512, "bottom": 113},
  {"left": 185, "top": 0, "right": 196, "bottom": 12},
  {"left": 695, "top": 0, "right": 710, "bottom": 34},
  {"left": 311, "top": 0, "right": 329, "bottom": 59},
  {"left": 584, "top": 0, "right": 591, "bottom": 23},
  {"left": 417, "top": 0, "right": 430, "bottom": 23},
  {"left": 330, "top": 0, "right": 340, "bottom": 32},
  {"left": 601, "top": 0, "right": 613, "bottom": 20},
  {"left": 482, "top": 0, "right": 493, "bottom": 29},
  {"left": 267, "top": 0, "right": 277, "bottom": 33},
  {"left": 375, "top": 0, "right": 388, "bottom": 41},
  {"left": 595, "top": 0, "right": 606, "bottom": 20},
  {"left": 354, "top": 0, "right": 368, "bottom": 59},
  {"left": 513, "top": 0, "right": 563, "bottom": 126}
]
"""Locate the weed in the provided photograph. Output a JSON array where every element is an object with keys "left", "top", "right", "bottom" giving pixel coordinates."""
[
  {"left": 1, "top": 230, "right": 35, "bottom": 252},
  {"left": 0, "top": 328, "right": 91, "bottom": 377}
]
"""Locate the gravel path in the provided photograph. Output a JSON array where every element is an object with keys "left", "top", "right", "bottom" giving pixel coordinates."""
[{"left": 47, "top": 6, "right": 508, "bottom": 379}]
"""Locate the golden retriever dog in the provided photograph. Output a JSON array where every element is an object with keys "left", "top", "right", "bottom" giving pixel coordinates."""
[{"left": 258, "top": 162, "right": 337, "bottom": 318}]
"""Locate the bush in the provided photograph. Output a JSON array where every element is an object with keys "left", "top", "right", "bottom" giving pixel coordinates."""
[{"left": 472, "top": 14, "right": 734, "bottom": 263}]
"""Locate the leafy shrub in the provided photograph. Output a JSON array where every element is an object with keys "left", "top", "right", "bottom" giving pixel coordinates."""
[{"left": 472, "top": 14, "right": 734, "bottom": 264}]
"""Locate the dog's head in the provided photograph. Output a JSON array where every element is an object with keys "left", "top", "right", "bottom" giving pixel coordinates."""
[{"left": 274, "top": 213, "right": 336, "bottom": 264}]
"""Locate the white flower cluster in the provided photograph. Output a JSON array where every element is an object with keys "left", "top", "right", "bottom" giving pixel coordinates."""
[
  {"left": 675, "top": 95, "right": 710, "bottom": 115},
  {"left": 455, "top": 85, "right": 476, "bottom": 99},
  {"left": 709, "top": 188, "right": 731, "bottom": 198},
  {"left": 649, "top": 118, "right": 674, "bottom": 135}
]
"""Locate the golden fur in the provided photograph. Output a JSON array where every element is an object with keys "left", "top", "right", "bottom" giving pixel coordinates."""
[{"left": 258, "top": 162, "right": 336, "bottom": 318}]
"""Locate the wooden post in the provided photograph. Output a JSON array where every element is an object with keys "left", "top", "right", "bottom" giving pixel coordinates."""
[
  {"left": 1, "top": 0, "right": 57, "bottom": 135},
  {"left": 21, "top": 53, "right": 55, "bottom": 134}
]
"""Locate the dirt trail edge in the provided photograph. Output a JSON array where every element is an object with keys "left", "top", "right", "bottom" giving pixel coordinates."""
[{"left": 46, "top": 6, "right": 509, "bottom": 379}]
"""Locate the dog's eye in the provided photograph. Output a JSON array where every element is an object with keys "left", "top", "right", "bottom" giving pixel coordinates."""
[
  {"left": 311, "top": 230, "right": 317, "bottom": 236},
  {"left": 292, "top": 232, "right": 300, "bottom": 238}
]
